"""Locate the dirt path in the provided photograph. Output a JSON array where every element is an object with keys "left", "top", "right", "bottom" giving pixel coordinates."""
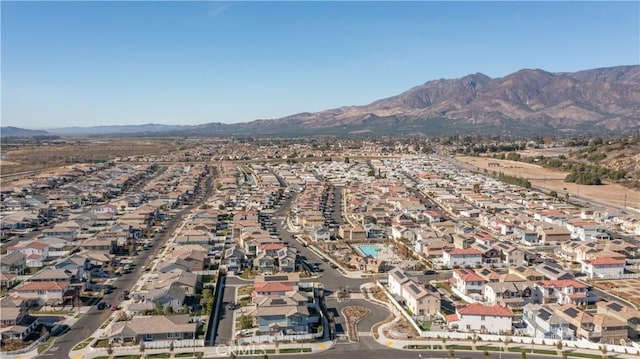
[{"left": 456, "top": 156, "right": 640, "bottom": 211}]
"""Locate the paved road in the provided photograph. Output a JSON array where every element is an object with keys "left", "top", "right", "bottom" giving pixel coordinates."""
[
  {"left": 266, "top": 342, "right": 552, "bottom": 359},
  {"left": 48, "top": 203, "right": 196, "bottom": 359},
  {"left": 214, "top": 280, "right": 238, "bottom": 346}
]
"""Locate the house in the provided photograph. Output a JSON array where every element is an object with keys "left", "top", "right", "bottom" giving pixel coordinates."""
[
  {"left": 442, "top": 248, "right": 482, "bottom": 268},
  {"left": 484, "top": 281, "right": 536, "bottom": 309},
  {"left": 535, "top": 263, "right": 574, "bottom": 281},
  {"left": 0, "top": 273, "right": 18, "bottom": 291},
  {"left": 493, "top": 242, "right": 525, "bottom": 266},
  {"left": 555, "top": 304, "right": 628, "bottom": 344},
  {"left": 254, "top": 253, "right": 277, "bottom": 274},
  {"left": 446, "top": 303, "right": 513, "bottom": 334},
  {"left": 388, "top": 267, "right": 410, "bottom": 297},
  {"left": 349, "top": 255, "right": 386, "bottom": 273},
  {"left": 253, "top": 282, "right": 295, "bottom": 297},
  {"left": 522, "top": 303, "right": 575, "bottom": 340},
  {"left": 534, "top": 280, "right": 591, "bottom": 306},
  {"left": 12, "top": 281, "right": 72, "bottom": 305},
  {"left": 581, "top": 257, "right": 625, "bottom": 279},
  {"left": 401, "top": 281, "right": 440, "bottom": 318},
  {"left": 29, "top": 268, "right": 74, "bottom": 283},
  {"left": 0, "top": 297, "right": 39, "bottom": 343},
  {"left": 312, "top": 227, "right": 331, "bottom": 242},
  {"left": 539, "top": 226, "right": 571, "bottom": 244},
  {"left": 387, "top": 267, "right": 440, "bottom": 317},
  {"left": 450, "top": 269, "right": 486, "bottom": 298},
  {"left": 596, "top": 300, "right": 640, "bottom": 339},
  {"left": 146, "top": 285, "right": 187, "bottom": 313},
  {"left": 224, "top": 246, "right": 245, "bottom": 274},
  {"left": 254, "top": 296, "right": 311, "bottom": 335},
  {"left": 277, "top": 248, "right": 297, "bottom": 273},
  {"left": 7, "top": 241, "right": 50, "bottom": 261},
  {"left": 0, "top": 252, "right": 27, "bottom": 275},
  {"left": 107, "top": 315, "right": 198, "bottom": 343}
]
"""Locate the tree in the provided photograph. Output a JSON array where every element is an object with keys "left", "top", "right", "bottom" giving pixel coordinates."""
[
  {"left": 169, "top": 341, "right": 174, "bottom": 352},
  {"left": 448, "top": 348, "right": 455, "bottom": 359},
  {"left": 139, "top": 342, "right": 145, "bottom": 354},
  {"left": 195, "top": 353, "right": 203, "bottom": 359},
  {"left": 521, "top": 351, "right": 527, "bottom": 359},
  {"left": 483, "top": 350, "right": 490, "bottom": 359},
  {"left": 107, "top": 344, "right": 114, "bottom": 358}
]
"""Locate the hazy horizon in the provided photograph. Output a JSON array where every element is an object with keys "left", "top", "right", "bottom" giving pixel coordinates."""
[{"left": 2, "top": 1, "right": 639, "bottom": 129}]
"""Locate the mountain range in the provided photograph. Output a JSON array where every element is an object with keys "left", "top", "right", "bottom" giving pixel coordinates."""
[{"left": 4, "top": 65, "right": 639, "bottom": 137}]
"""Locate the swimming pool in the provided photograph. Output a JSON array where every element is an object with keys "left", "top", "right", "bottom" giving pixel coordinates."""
[{"left": 358, "top": 244, "right": 383, "bottom": 258}]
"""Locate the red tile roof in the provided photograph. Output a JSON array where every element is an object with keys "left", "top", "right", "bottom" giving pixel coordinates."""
[
  {"left": 446, "top": 313, "right": 460, "bottom": 322},
  {"left": 588, "top": 257, "right": 625, "bottom": 266},
  {"left": 448, "top": 248, "right": 482, "bottom": 256},
  {"left": 254, "top": 282, "right": 293, "bottom": 293},
  {"left": 458, "top": 303, "right": 513, "bottom": 317},
  {"left": 453, "top": 269, "right": 486, "bottom": 283},
  {"left": 258, "top": 243, "right": 285, "bottom": 251},
  {"left": 27, "top": 242, "right": 48, "bottom": 250}
]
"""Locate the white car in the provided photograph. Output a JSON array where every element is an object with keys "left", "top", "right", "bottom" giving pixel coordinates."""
[{"left": 236, "top": 329, "right": 254, "bottom": 337}]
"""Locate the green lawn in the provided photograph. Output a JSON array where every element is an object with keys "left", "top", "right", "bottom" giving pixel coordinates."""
[
  {"left": 567, "top": 353, "right": 604, "bottom": 359},
  {"left": 114, "top": 355, "right": 141, "bottom": 359},
  {"left": 446, "top": 345, "right": 473, "bottom": 350},
  {"left": 30, "top": 310, "right": 73, "bottom": 315},
  {"left": 476, "top": 346, "right": 501, "bottom": 352},
  {"left": 72, "top": 337, "right": 94, "bottom": 350},
  {"left": 533, "top": 349, "right": 559, "bottom": 355},
  {"left": 146, "top": 353, "right": 170, "bottom": 358},
  {"left": 279, "top": 348, "right": 312, "bottom": 354},
  {"left": 175, "top": 353, "right": 203, "bottom": 358},
  {"left": 404, "top": 345, "right": 437, "bottom": 350},
  {"left": 420, "top": 320, "right": 432, "bottom": 331},
  {"left": 37, "top": 337, "right": 54, "bottom": 354},
  {"left": 94, "top": 339, "right": 109, "bottom": 348},
  {"left": 238, "top": 285, "right": 255, "bottom": 296}
]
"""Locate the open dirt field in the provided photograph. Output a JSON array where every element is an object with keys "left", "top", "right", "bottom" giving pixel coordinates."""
[
  {"left": 0, "top": 138, "right": 185, "bottom": 176},
  {"left": 456, "top": 156, "right": 640, "bottom": 211},
  {"left": 592, "top": 278, "right": 640, "bottom": 309}
]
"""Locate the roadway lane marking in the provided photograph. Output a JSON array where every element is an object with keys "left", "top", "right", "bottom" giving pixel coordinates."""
[
  {"left": 72, "top": 354, "right": 84, "bottom": 359},
  {"left": 319, "top": 344, "right": 327, "bottom": 349},
  {"left": 385, "top": 341, "right": 394, "bottom": 347}
]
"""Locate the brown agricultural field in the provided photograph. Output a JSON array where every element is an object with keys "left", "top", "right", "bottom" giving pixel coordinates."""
[
  {"left": 0, "top": 138, "right": 187, "bottom": 176},
  {"left": 456, "top": 156, "right": 640, "bottom": 210}
]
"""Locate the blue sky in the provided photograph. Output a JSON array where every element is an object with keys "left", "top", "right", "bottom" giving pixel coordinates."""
[{"left": 2, "top": 1, "right": 639, "bottom": 129}]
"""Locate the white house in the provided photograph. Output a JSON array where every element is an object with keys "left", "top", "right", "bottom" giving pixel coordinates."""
[
  {"left": 451, "top": 269, "right": 487, "bottom": 297},
  {"left": 388, "top": 267, "right": 410, "bottom": 297},
  {"left": 581, "top": 257, "right": 625, "bottom": 279},
  {"left": 446, "top": 303, "right": 513, "bottom": 334},
  {"left": 442, "top": 248, "right": 482, "bottom": 268}
]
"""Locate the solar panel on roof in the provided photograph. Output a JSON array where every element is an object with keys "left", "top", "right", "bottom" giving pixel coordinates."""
[
  {"left": 539, "top": 308, "right": 552, "bottom": 321},
  {"left": 409, "top": 284, "right": 421, "bottom": 294},
  {"left": 544, "top": 266, "right": 559, "bottom": 274},
  {"left": 564, "top": 307, "right": 579, "bottom": 318},
  {"left": 608, "top": 302, "right": 624, "bottom": 312},
  {"left": 271, "top": 299, "right": 286, "bottom": 305},
  {"left": 267, "top": 275, "right": 288, "bottom": 281}
]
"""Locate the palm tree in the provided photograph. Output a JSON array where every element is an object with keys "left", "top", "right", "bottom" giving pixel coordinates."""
[
  {"left": 483, "top": 350, "right": 490, "bottom": 359},
  {"left": 448, "top": 348, "right": 455, "bottom": 359}
]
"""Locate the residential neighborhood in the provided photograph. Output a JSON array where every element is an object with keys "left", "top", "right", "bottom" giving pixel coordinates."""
[{"left": 1, "top": 138, "right": 639, "bottom": 359}]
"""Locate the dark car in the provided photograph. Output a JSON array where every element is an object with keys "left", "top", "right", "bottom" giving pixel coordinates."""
[{"left": 97, "top": 302, "right": 106, "bottom": 310}]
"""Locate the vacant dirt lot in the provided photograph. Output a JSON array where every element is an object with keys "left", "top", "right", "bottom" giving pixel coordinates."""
[
  {"left": 0, "top": 138, "right": 185, "bottom": 176},
  {"left": 592, "top": 278, "right": 640, "bottom": 308},
  {"left": 456, "top": 156, "right": 640, "bottom": 210}
]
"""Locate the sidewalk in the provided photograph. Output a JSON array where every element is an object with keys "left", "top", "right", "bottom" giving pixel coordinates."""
[{"left": 69, "top": 339, "right": 337, "bottom": 359}]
